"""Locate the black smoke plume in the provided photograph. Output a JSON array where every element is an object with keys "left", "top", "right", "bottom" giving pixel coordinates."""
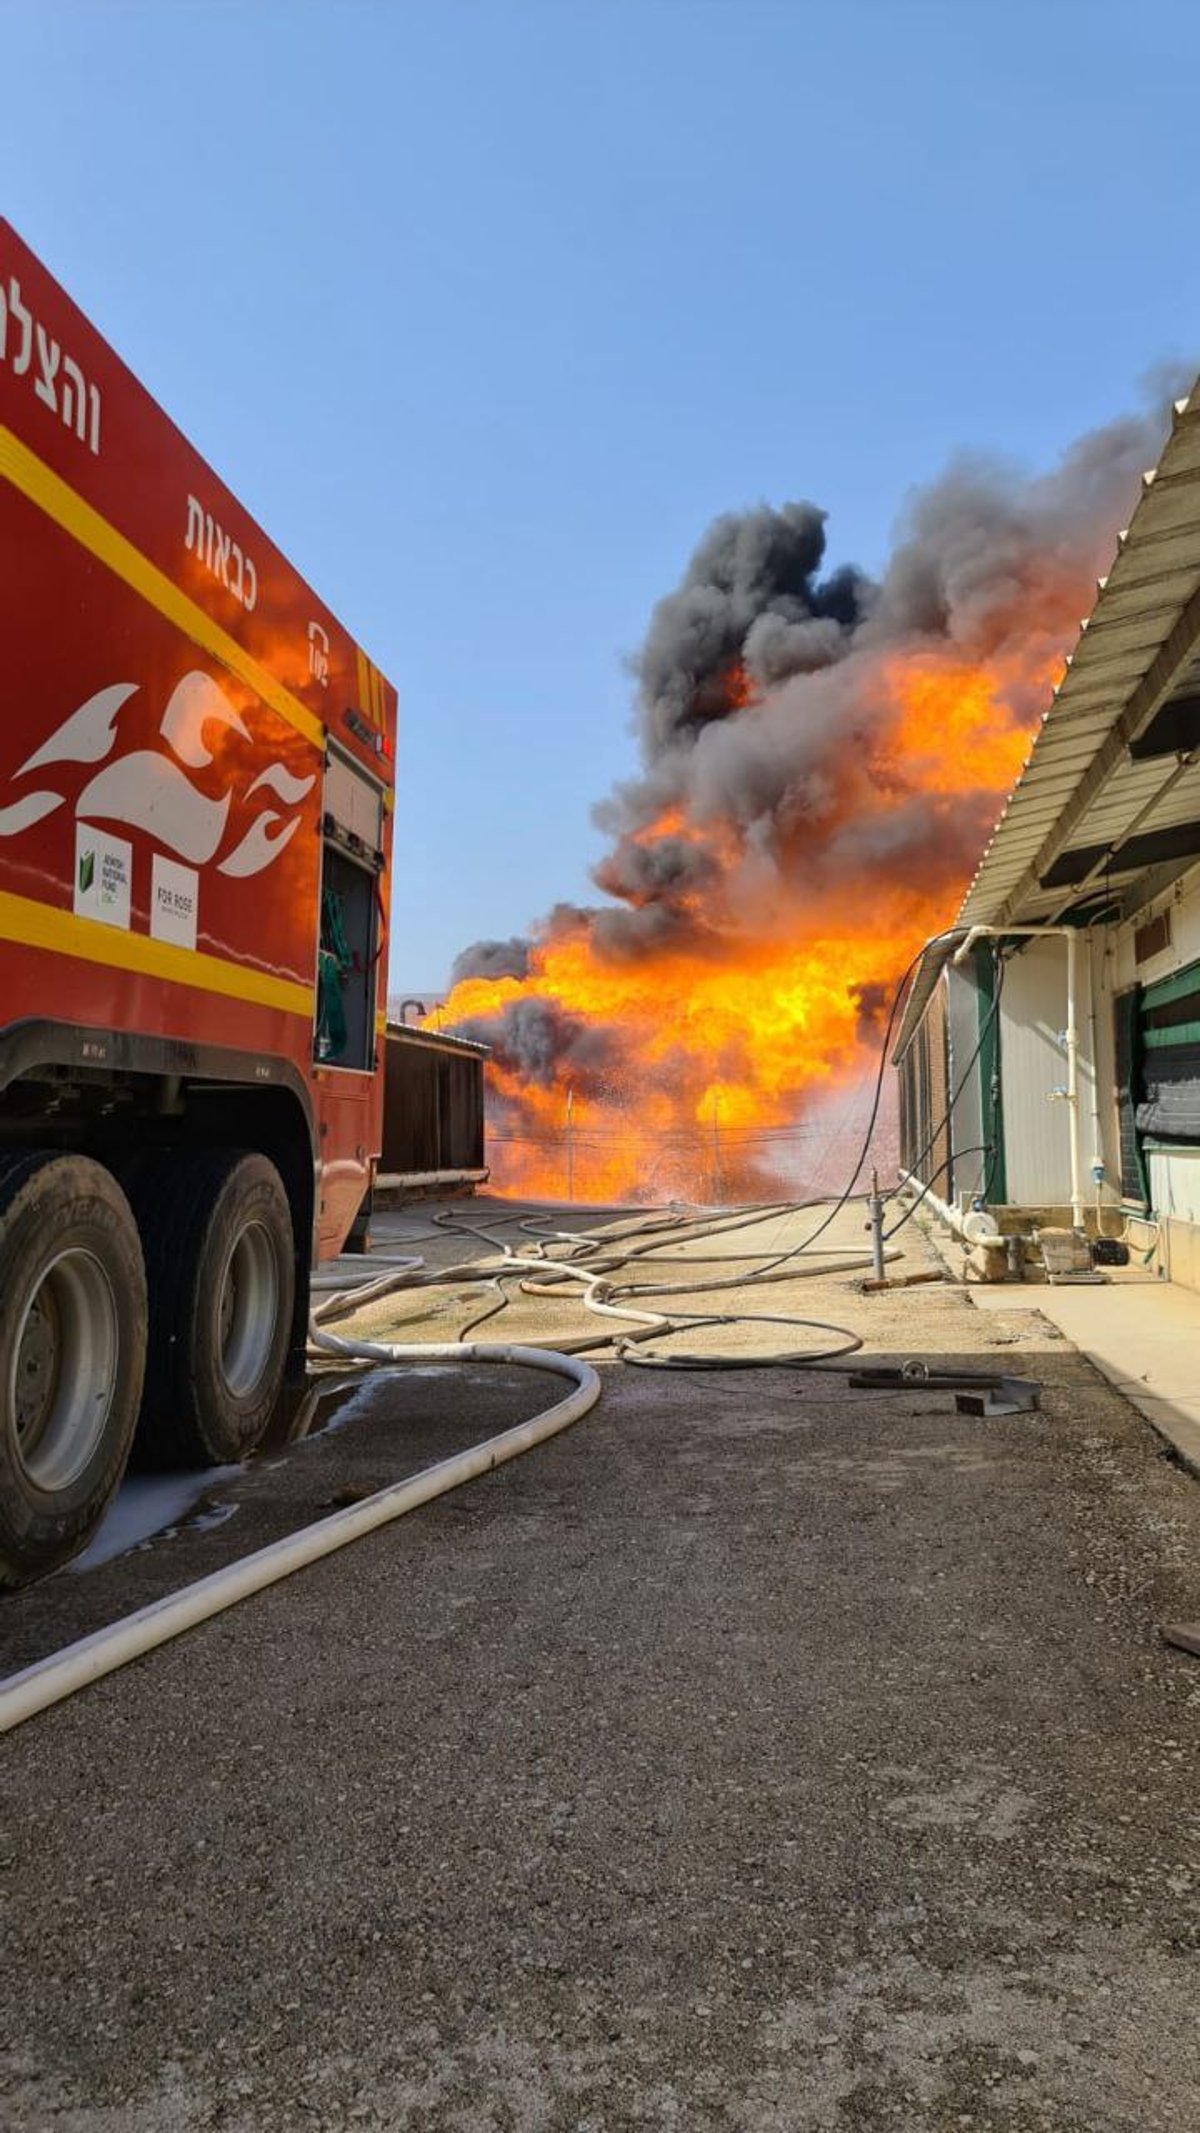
[{"left": 447, "top": 378, "right": 1184, "bottom": 1089}]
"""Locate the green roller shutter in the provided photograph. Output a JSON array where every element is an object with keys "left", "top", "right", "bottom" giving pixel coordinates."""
[
  {"left": 1137, "top": 956, "right": 1200, "bottom": 1144},
  {"left": 1113, "top": 984, "right": 1149, "bottom": 1204}
]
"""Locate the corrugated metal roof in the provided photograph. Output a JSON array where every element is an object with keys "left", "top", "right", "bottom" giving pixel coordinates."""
[
  {"left": 959, "top": 381, "right": 1200, "bottom": 929},
  {"left": 385, "top": 1022, "right": 490, "bottom": 1057}
]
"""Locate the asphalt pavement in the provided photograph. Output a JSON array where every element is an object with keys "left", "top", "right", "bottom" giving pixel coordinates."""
[{"left": 2, "top": 1198, "right": 1199, "bottom": 2131}]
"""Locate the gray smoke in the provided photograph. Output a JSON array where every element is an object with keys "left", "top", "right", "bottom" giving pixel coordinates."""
[
  {"left": 592, "top": 829, "right": 721, "bottom": 905},
  {"left": 595, "top": 384, "right": 1179, "bottom": 921},
  {"left": 447, "top": 376, "right": 1185, "bottom": 1084},
  {"left": 450, "top": 936, "right": 531, "bottom": 984},
  {"left": 449, "top": 995, "right": 616, "bottom": 1091}
]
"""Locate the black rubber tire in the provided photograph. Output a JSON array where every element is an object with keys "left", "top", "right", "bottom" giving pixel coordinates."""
[
  {"left": 130, "top": 1149, "right": 296, "bottom": 1467},
  {"left": 0, "top": 1151, "right": 147, "bottom": 1589}
]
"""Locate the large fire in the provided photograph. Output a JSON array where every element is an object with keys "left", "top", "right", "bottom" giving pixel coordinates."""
[
  {"left": 429, "top": 416, "right": 1163, "bottom": 1201},
  {"left": 436, "top": 650, "right": 1056, "bottom": 1201}
]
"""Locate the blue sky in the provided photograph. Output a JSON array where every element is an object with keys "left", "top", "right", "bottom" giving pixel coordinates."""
[{"left": 4, "top": 0, "right": 1198, "bottom": 988}]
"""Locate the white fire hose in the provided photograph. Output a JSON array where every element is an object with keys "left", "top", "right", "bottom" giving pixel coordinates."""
[
  {"left": 1, "top": 1199, "right": 887, "bottom": 1735},
  {"left": 0, "top": 1340, "right": 599, "bottom": 1735}
]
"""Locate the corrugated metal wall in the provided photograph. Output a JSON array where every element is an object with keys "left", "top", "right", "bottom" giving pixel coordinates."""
[
  {"left": 927, "top": 983, "right": 951, "bottom": 1202},
  {"left": 381, "top": 1032, "right": 486, "bottom": 1174},
  {"left": 898, "top": 980, "right": 952, "bottom": 1198}
]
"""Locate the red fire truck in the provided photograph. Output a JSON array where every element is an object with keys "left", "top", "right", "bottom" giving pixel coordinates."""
[{"left": 0, "top": 222, "right": 397, "bottom": 1584}]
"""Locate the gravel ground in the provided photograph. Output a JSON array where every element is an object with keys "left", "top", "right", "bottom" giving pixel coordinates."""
[{"left": 2, "top": 1196, "right": 1199, "bottom": 2131}]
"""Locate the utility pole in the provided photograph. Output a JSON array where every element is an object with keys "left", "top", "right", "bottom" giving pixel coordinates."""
[
  {"left": 565, "top": 1084, "right": 575, "bottom": 1203},
  {"left": 711, "top": 1093, "right": 723, "bottom": 1206}
]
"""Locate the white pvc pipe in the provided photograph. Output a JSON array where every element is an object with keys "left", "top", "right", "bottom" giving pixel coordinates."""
[
  {"left": 1087, "top": 927, "right": 1107, "bottom": 1209},
  {"left": 897, "top": 1168, "right": 970, "bottom": 1238},
  {"left": 0, "top": 1342, "right": 600, "bottom": 1736},
  {"left": 1064, "top": 928, "right": 1082, "bottom": 1228}
]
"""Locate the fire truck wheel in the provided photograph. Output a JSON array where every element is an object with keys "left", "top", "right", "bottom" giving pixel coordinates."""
[
  {"left": 0, "top": 1151, "right": 147, "bottom": 1589},
  {"left": 132, "top": 1150, "right": 295, "bottom": 1467}
]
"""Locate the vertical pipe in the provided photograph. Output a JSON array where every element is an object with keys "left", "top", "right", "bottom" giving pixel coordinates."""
[
  {"left": 1087, "top": 926, "right": 1106, "bottom": 1215},
  {"left": 1065, "top": 928, "right": 1083, "bottom": 1230},
  {"left": 565, "top": 1084, "right": 575, "bottom": 1203},
  {"left": 868, "top": 1168, "right": 886, "bottom": 1280}
]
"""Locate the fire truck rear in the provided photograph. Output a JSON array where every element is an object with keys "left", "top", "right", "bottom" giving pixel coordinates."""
[{"left": 0, "top": 222, "right": 397, "bottom": 1584}]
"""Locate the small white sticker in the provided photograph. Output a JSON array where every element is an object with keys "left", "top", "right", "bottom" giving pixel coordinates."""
[
  {"left": 75, "top": 824, "right": 132, "bottom": 930},
  {"left": 150, "top": 854, "right": 199, "bottom": 950}
]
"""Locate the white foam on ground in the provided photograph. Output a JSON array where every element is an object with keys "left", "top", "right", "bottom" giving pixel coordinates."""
[{"left": 67, "top": 1467, "right": 243, "bottom": 1575}]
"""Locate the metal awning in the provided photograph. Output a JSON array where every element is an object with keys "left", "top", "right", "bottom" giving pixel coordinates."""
[{"left": 959, "top": 381, "right": 1200, "bottom": 930}]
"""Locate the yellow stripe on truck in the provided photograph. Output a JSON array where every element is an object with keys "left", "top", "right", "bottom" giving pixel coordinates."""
[
  {"left": 0, "top": 889, "right": 314, "bottom": 1018},
  {"left": 0, "top": 427, "right": 326, "bottom": 754}
]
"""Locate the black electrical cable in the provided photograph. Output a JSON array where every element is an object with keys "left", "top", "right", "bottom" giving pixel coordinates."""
[
  {"left": 525, "top": 932, "right": 967, "bottom": 1282},
  {"left": 762, "top": 928, "right": 968, "bottom": 1263},
  {"left": 982, "top": 1081, "right": 1004, "bottom": 1203},
  {"left": 882, "top": 1143, "right": 991, "bottom": 1240}
]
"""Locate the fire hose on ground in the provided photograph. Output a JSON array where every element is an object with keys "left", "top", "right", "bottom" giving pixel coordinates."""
[
  {"left": 0, "top": 1199, "right": 896, "bottom": 1735},
  {"left": 0, "top": 1341, "right": 601, "bottom": 1734}
]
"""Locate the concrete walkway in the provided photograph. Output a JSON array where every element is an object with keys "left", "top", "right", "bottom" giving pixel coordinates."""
[{"left": 967, "top": 1266, "right": 1200, "bottom": 1477}]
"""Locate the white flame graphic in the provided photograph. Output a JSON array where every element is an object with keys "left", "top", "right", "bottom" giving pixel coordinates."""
[{"left": 0, "top": 672, "right": 315, "bottom": 878}]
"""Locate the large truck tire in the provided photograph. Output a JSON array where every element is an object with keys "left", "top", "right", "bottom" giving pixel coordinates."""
[
  {"left": 0, "top": 1151, "right": 147, "bottom": 1589},
  {"left": 131, "top": 1150, "right": 295, "bottom": 1467}
]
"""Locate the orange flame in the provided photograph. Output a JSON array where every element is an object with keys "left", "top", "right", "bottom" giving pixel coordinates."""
[{"left": 433, "top": 639, "right": 1065, "bottom": 1202}]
